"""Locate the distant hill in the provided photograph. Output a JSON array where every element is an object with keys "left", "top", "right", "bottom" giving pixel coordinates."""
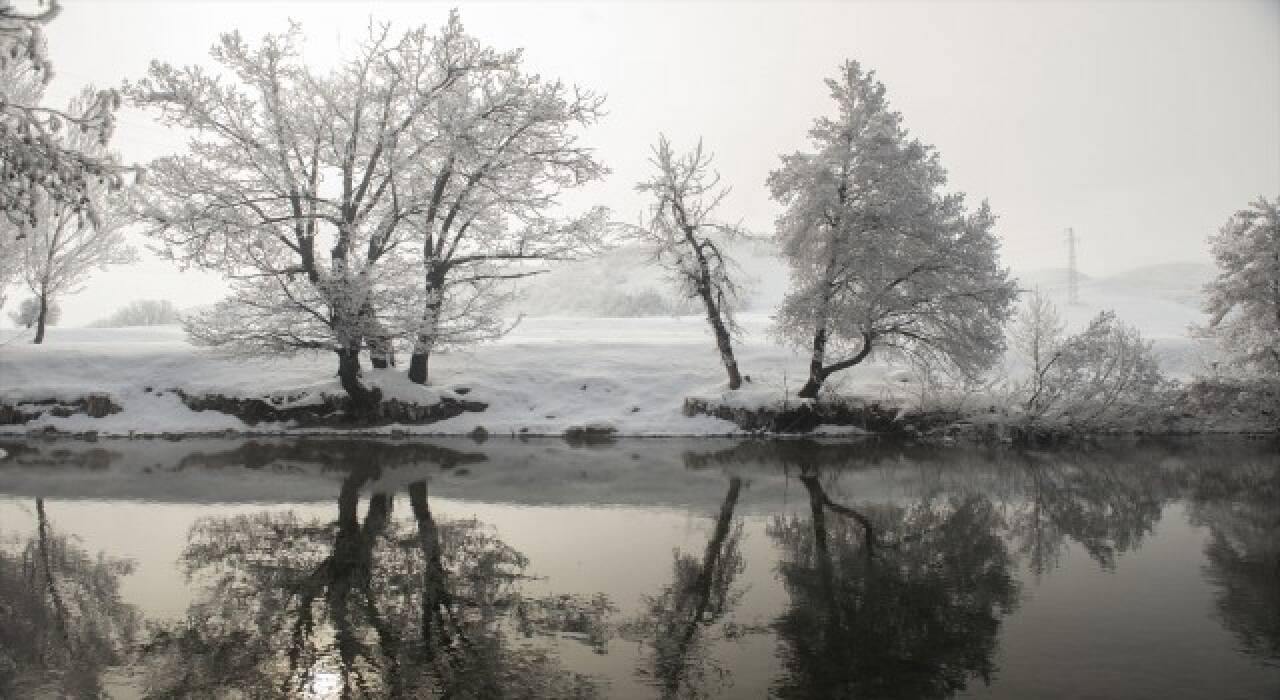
[
  {"left": 508, "top": 237, "right": 789, "bottom": 317},
  {"left": 1016, "top": 262, "right": 1212, "bottom": 304},
  {"left": 510, "top": 243, "right": 1214, "bottom": 342},
  {"left": 1013, "top": 262, "right": 1214, "bottom": 339},
  {"left": 1092, "top": 262, "right": 1214, "bottom": 307}
]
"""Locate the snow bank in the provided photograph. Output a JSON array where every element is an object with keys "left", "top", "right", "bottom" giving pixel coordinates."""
[{"left": 0, "top": 316, "right": 915, "bottom": 437}]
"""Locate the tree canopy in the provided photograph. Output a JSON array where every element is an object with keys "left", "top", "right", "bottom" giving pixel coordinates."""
[
  {"left": 769, "top": 61, "right": 1017, "bottom": 398},
  {"left": 1200, "top": 195, "right": 1280, "bottom": 376}
]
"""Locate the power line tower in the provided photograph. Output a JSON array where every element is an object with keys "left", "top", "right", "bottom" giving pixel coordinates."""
[{"left": 1064, "top": 227, "right": 1080, "bottom": 305}]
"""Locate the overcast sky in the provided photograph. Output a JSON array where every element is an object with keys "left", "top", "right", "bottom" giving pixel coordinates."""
[{"left": 31, "top": 0, "right": 1280, "bottom": 325}]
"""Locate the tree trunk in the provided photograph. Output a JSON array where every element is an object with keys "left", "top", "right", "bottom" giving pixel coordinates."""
[
  {"left": 337, "top": 345, "right": 380, "bottom": 416},
  {"left": 408, "top": 264, "right": 447, "bottom": 385},
  {"left": 33, "top": 291, "right": 49, "bottom": 344},
  {"left": 362, "top": 301, "right": 394, "bottom": 369},
  {"left": 798, "top": 331, "right": 874, "bottom": 400},
  {"left": 797, "top": 327, "right": 828, "bottom": 399},
  {"left": 698, "top": 288, "right": 743, "bottom": 390},
  {"left": 368, "top": 336, "right": 394, "bottom": 369},
  {"left": 407, "top": 350, "right": 430, "bottom": 385}
]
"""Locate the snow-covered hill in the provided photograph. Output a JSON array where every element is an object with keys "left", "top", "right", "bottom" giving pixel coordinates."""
[
  {"left": 508, "top": 237, "right": 789, "bottom": 317},
  {"left": 513, "top": 239, "right": 1213, "bottom": 338},
  {"left": 1013, "top": 262, "right": 1214, "bottom": 338}
]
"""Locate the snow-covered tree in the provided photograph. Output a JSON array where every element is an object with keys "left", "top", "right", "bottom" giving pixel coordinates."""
[
  {"left": 1010, "top": 288, "right": 1066, "bottom": 413},
  {"left": 1198, "top": 196, "right": 1280, "bottom": 375},
  {"left": 17, "top": 87, "right": 136, "bottom": 343},
  {"left": 127, "top": 17, "right": 511, "bottom": 411},
  {"left": 634, "top": 136, "right": 745, "bottom": 389},
  {"left": 8, "top": 295, "right": 59, "bottom": 328},
  {"left": 1, "top": 1, "right": 134, "bottom": 233},
  {"left": 1016, "top": 309, "right": 1167, "bottom": 429},
  {"left": 90, "top": 298, "right": 181, "bottom": 327},
  {"left": 769, "top": 61, "right": 1017, "bottom": 398},
  {"left": 400, "top": 31, "right": 608, "bottom": 385}
]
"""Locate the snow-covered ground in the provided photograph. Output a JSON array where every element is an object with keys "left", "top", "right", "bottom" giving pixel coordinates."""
[
  {"left": 0, "top": 254, "right": 1218, "bottom": 436},
  {"left": 0, "top": 315, "right": 917, "bottom": 436}
]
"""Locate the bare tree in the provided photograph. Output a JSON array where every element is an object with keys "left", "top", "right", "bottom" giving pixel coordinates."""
[
  {"left": 769, "top": 61, "right": 1017, "bottom": 399},
  {"left": 634, "top": 136, "right": 745, "bottom": 389},
  {"left": 1009, "top": 288, "right": 1066, "bottom": 414}
]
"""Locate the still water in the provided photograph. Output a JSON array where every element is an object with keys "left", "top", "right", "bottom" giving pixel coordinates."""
[{"left": 0, "top": 437, "right": 1276, "bottom": 699}]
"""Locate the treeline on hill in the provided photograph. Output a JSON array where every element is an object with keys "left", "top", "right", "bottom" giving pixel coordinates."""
[{"left": 1, "top": 4, "right": 1276, "bottom": 433}]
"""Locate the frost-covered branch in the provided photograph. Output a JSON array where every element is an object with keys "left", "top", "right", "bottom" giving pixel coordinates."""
[
  {"left": 632, "top": 135, "right": 746, "bottom": 389},
  {"left": 769, "top": 61, "right": 1017, "bottom": 399}
]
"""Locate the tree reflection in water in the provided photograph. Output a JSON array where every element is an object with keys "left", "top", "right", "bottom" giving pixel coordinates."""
[
  {"left": 1183, "top": 452, "right": 1280, "bottom": 666},
  {"left": 620, "top": 475, "right": 758, "bottom": 699},
  {"left": 0, "top": 498, "right": 141, "bottom": 698},
  {"left": 143, "top": 456, "right": 609, "bottom": 698},
  {"left": 1001, "top": 449, "right": 1170, "bottom": 577},
  {"left": 0, "top": 437, "right": 1276, "bottom": 696},
  {"left": 767, "top": 460, "right": 1018, "bottom": 700}
]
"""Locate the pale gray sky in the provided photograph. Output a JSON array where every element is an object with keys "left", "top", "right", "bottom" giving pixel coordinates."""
[{"left": 33, "top": 0, "right": 1280, "bottom": 325}]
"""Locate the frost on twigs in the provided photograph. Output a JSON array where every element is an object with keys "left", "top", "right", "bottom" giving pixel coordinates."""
[
  {"left": 126, "top": 12, "right": 609, "bottom": 403},
  {"left": 0, "top": 2, "right": 137, "bottom": 234},
  {"left": 631, "top": 135, "right": 747, "bottom": 389},
  {"left": 1195, "top": 196, "right": 1280, "bottom": 377},
  {"left": 768, "top": 60, "right": 1018, "bottom": 399},
  {"left": 11, "top": 86, "right": 136, "bottom": 343},
  {"left": 1009, "top": 292, "right": 1170, "bottom": 432}
]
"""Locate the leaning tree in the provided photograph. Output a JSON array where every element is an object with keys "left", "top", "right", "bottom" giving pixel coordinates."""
[
  {"left": 634, "top": 136, "right": 746, "bottom": 389},
  {"left": 1199, "top": 195, "right": 1280, "bottom": 376},
  {"left": 127, "top": 17, "right": 510, "bottom": 410},
  {"left": 769, "top": 61, "right": 1017, "bottom": 398}
]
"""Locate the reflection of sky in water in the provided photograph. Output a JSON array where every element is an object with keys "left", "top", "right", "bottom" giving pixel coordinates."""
[
  {"left": 306, "top": 669, "right": 343, "bottom": 699},
  {"left": 0, "top": 438, "right": 1276, "bottom": 698}
]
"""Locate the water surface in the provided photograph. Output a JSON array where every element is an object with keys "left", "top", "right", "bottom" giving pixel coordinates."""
[{"left": 1, "top": 437, "right": 1277, "bottom": 698}]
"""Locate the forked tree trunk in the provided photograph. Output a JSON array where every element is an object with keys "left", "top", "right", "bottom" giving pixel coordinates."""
[
  {"left": 337, "top": 345, "right": 380, "bottom": 416},
  {"left": 797, "top": 329, "right": 874, "bottom": 400}
]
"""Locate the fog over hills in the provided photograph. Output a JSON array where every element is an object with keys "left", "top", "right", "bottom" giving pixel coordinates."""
[
  {"left": 513, "top": 240, "right": 1214, "bottom": 338},
  {"left": 509, "top": 237, "right": 788, "bottom": 318}
]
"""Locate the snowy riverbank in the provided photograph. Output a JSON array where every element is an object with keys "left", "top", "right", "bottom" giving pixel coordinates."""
[{"left": 0, "top": 315, "right": 923, "bottom": 437}]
